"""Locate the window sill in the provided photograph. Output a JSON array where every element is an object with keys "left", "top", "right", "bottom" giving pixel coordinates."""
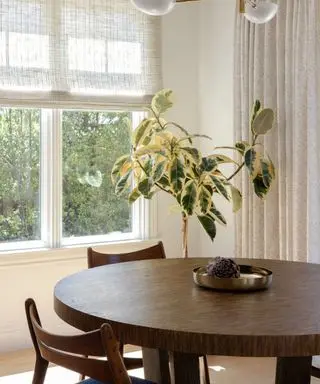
[{"left": 0, "top": 238, "right": 160, "bottom": 267}]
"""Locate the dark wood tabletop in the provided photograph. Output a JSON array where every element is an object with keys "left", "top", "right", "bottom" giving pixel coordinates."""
[{"left": 54, "top": 258, "right": 320, "bottom": 384}]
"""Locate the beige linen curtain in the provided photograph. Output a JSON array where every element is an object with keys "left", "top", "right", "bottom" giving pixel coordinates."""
[{"left": 234, "top": 0, "right": 320, "bottom": 262}]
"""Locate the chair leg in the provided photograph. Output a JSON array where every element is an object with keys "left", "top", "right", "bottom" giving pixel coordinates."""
[
  {"left": 32, "top": 357, "right": 49, "bottom": 384},
  {"left": 202, "top": 355, "right": 210, "bottom": 384}
]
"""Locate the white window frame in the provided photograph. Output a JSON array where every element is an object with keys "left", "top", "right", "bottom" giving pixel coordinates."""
[{"left": 0, "top": 107, "right": 151, "bottom": 252}]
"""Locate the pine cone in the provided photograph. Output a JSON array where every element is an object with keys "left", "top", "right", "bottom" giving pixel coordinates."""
[{"left": 206, "top": 257, "right": 240, "bottom": 278}]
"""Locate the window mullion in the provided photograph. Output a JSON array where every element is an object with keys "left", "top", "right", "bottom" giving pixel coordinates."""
[
  {"left": 51, "top": 109, "right": 63, "bottom": 248},
  {"left": 41, "top": 108, "right": 62, "bottom": 248}
]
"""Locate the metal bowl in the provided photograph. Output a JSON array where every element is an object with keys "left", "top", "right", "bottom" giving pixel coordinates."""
[{"left": 193, "top": 265, "right": 273, "bottom": 292}]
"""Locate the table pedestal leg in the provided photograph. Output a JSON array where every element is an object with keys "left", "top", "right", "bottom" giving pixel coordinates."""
[
  {"left": 276, "top": 356, "right": 312, "bottom": 384},
  {"left": 169, "top": 352, "right": 200, "bottom": 384},
  {"left": 142, "top": 348, "right": 171, "bottom": 384}
]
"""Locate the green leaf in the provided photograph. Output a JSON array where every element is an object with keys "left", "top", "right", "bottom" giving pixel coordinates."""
[
  {"left": 180, "top": 147, "right": 201, "bottom": 164},
  {"left": 181, "top": 180, "right": 197, "bottom": 216},
  {"left": 261, "top": 159, "right": 272, "bottom": 188},
  {"left": 115, "top": 171, "right": 131, "bottom": 195},
  {"left": 133, "top": 119, "right": 153, "bottom": 147},
  {"left": 197, "top": 214, "right": 217, "bottom": 241},
  {"left": 169, "top": 157, "right": 185, "bottom": 194},
  {"left": 138, "top": 178, "right": 154, "bottom": 197},
  {"left": 230, "top": 185, "right": 242, "bottom": 212},
  {"left": 198, "top": 186, "right": 212, "bottom": 214},
  {"left": 210, "top": 176, "right": 230, "bottom": 201},
  {"left": 128, "top": 188, "right": 141, "bottom": 204},
  {"left": 235, "top": 141, "right": 251, "bottom": 156},
  {"left": 151, "top": 89, "right": 173, "bottom": 116},
  {"left": 111, "top": 154, "right": 131, "bottom": 184},
  {"left": 253, "top": 175, "right": 269, "bottom": 199},
  {"left": 244, "top": 148, "right": 260, "bottom": 179},
  {"left": 152, "top": 160, "right": 167, "bottom": 182},
  {"left": 252, "top": 108, "right": 275, "bottom": 135},
  {"left": 210, "top": 206, "right": 227, "bottom": 226}
]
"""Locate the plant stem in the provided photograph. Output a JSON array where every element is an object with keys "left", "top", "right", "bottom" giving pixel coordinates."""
[
  {"left": 182, "top": 213, "right": 189, "bottom": 259},
  {"left": 227, "top": 162, "right": 245, "bottom": 182}
]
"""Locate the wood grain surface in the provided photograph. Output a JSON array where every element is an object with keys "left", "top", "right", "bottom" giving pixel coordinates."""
[{"left": 54, "top": 258, "right": 320, "bottom": 357}]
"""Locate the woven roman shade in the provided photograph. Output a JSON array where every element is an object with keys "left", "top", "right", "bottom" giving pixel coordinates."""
[{"left": 0, "top": 0, "right": 161, "bottom": 108}]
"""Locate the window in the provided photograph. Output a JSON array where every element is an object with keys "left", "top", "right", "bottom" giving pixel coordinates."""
[
  {"left": 0, "top": 107, "right": 146, "bottom": 251},
  {"left": 0, "top": 0, "right": 161, "bottom": 251}
]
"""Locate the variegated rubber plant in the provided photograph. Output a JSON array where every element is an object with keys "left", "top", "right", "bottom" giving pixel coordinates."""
[{"left": 112, "top": 89, "right": 275, "bottom": 258}]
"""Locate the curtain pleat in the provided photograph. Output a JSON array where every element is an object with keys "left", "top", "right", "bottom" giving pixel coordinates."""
[{"left": 234, "top": 0, "right": 320, "bottom": 262}]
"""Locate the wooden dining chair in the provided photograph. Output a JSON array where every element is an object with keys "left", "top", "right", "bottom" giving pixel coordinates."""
[
  {"left": 87, "top": 241, "right": 210, "bottom": 384},
  {"left": 25, "top": 298, "right": 155, "bottom": 384},
  {"left": 87, "top": 241, "right": 166, "bottom": 269},
  {"left": 86, "top": 241, "right": 165, "bottom": 374}
]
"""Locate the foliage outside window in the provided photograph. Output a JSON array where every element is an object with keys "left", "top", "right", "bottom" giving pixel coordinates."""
[{"left": 0, "top": 107, "right": 141, "bottom": 250}]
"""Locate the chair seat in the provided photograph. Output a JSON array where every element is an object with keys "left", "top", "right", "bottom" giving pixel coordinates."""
[{"left": 82, "top": 376, "right": 155, "bottom": 384}]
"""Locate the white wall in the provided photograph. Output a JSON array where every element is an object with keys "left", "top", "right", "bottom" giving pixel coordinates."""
[
  {"left": 198, "top": 0, "right": 236, "bottom": 258},
  {"left": 0, "top": 4, "right": 201, "bottom": 354},
  {"left": 160, "top": 2, "right": 201, "bottom": 259}
]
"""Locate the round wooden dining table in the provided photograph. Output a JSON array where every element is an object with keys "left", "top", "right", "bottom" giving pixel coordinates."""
[{"left": 54, "top": 258, "right": 320, "bottom": 384}]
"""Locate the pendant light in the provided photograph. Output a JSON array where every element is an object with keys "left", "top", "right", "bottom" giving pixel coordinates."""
[
  {"left": 240, "top": 0, "right": 278, "bottom": 24},
  {"left": 131, "top": 0, "right": 278, "bottom": 24},
  {"left": 131, "top": 0, "right": 176, "bottom": 16}
]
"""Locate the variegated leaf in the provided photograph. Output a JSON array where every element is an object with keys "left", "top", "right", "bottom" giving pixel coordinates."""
[
  {"left": 209, "top": 154, "right": 237, "bottom": 165},
  {"left": 230, "top": 185, "right": 242, "bottom": 212},
  {"left": 138, "top": 177, "right": 154, "bottom": 197},
  {"left": 252, "top": 108, "right": 275, "bottom": 135},
  {"left": 210, "top": 175, "right": 231, "bottom": 201},
  {"left": 261, "top": 159, "right": 272, "bottom": 188},
  {"left": 181, "top": 180, "right": 197, "bottom": 216},
  {"left": 115, "top": 171, "right": 131, "bottom": 195},
  {"left": 210, "top": 206, "right": 227, "bottom": 226},
  {"left": 250, "top": 100, "right": 262, "bottom": 128},
  {"left": 197, "top": 214, "right": 217, "bottom": 241},
  {"left": 111, "top": 154, "right": 131, "bottom": 184},
  {"left": 169, "top": 157, "right": 185, "bottom": 194},
  {"left": 253, "top": 175, "right": 268, "bottom": 199},
  {"left": 268, "top": 155, "right": 276, "bottom": 179},
  {"left": 244, "top": 148, "right": 260, "bottom": 179},
  {"left": 180, "top": 147, "right": 201, "bottom": 165},
  {"left": 119, "top": 159, "right": 133, "bottom": 177},
  {"left": 134, "top": 144, "right": 164, "bottom": 158},
  {"left": 132, "top": 119, "right": 153, "bottom": 147},
  {"left": 158, "top": 175, "right": 171, "bottom": 190},
  {"left": 198, "top": 186, "right": 212, "bottom": 214},
  {"left": 235, "top": 141, "right": 251, "bottom": 155},
  {"left": 128, "top": 188, "right": 141, "bottom": 204},
  {"left": 200, "top": 157, "right": 217, "bottom": 172},
  {"left": 151, "top": 89, "right": 173, "bottom": 116},
  {"left": 152, "top": 160, "right": 167, "bottom": 182}
]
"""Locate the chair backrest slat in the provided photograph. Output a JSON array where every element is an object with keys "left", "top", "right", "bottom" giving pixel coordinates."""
[
  {"left": 87, "top": 241, "right": 166, "bottom": 269},
  {"left": 39, "top": 342, "right": 113, "bottom": 382},
  {"left": 25, "top": 298, "right": 132, "bottom": 384},
  {"left": 30, "top": 308, "right": 105, "bottom": 356}
]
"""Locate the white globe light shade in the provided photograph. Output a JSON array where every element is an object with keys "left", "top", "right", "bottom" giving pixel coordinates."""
[
  {"left": 244, "top": 0, "right": 278, "bottom": 24},
  {"left": 131, "top": 0, "right": 176, "bottom": 16}
]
